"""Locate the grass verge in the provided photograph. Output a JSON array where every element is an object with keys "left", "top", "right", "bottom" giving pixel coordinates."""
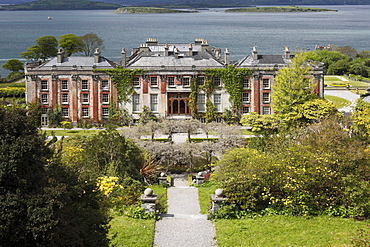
[
  {"left": 325, "top": 95, "right": 351, "bottom": 109},
  {"left": 214, "top": 215, "right": 369, "bottom": 247},
  {"left": 197, "top": 182, "right": 219, "bottom": 214}
]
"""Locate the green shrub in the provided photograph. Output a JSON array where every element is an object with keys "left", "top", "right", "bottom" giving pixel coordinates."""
[{"left": 212, "top": 119, "right": 370, "bottom": 217}]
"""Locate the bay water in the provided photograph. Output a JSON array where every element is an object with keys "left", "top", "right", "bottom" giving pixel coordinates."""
[{"left": 0, "top": 5, "right": 369, "bottom": 77}]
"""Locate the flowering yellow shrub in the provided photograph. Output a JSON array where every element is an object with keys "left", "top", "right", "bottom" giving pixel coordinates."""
[{"left": 96, "top": 176, "right": 123, "bottom": 196}]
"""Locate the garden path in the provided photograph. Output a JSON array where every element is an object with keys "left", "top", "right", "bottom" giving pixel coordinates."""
[{"left": 153, "top": 174, "right": 217, "bottom": 247}]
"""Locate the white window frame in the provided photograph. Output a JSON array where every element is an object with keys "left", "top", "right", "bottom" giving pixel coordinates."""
[
  {"left": 183, "top": 76, "right": 190, "bottom": 87},
  {"left": 62, "top": 93, "right": 68, "bottom": 104},
  {"left": 81, "top": 80, "right": 89, "bottom": 90},
  {"left": 263, "top": 106, "right": 271, "bottom": 115},
  {"left": 198, "top": 94, "right": 206, "bottom": 112},
  {"left": 102, "top": 108, "right": 109, "bottom": 117},
  {"left": 263, "top": 92, "right": 270, "bottom": 103},
  {"left": 150, "top": 94, "right": 158, "bottom": 112},
  {"left": 168, "top": 76, "right": 175, "bottom": 87},
  {"left": 61, "top": 80, "right": 68, "bottom": 90},
  {"left": 102, "top": 94, "right": 109, "bottom": 104},
  {"left": 41, "top": 80, "right": 48, "bottom": 90},
  {"left": 82, "top": 107, "right": 89, "bottom": 118},
  {"left": 62, "top": 107, "right": 69, "bottom": 117},
  {"left": 133, "top": 77, "right": 140, "bottom": 87},
  {"left": 243, "top": 77, "right": 250, "bottom": 89},
  {"left": 263, "top": 78, "right": 270, "bottom": 89},
  {"left": 41, "top": 94, "right": 48, "bottom": 104},
  {"left": 132, "top": 94, "right": 140, "bottom": 112},
  {"left": 102, "top": 80, "right": 109, "bottom": 91},
  {"left": 214, "top": 94, "right": 221, "bottom": 112},
  {"left": 214, "top": 77, "right": 221, "bottom": 87},
  {"left": 197, "top": 76, "right": 204, "bottom": 86},
  {"left": 242, "top": 106, "right": 250, "bottom": 114},
  {"left": 242, "top": 92, "right": 250, "bottom": 103},
  {"left": 82, "top": 93, "right": 89, "bottom": 104},
  {"left": 150, "top": 77, "right": 158, "bottom": 87}
]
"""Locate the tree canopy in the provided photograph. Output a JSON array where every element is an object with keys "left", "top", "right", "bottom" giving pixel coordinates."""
[
  {"left": 80, "top": 32, "right": 105, "bottom": 57},
  {"left": 21, "top": 35, "right": 58, "bottom": 61},
  {"left": 58, "top": 34, "right": 84, "bottom": 56},
  {"left": 2, "top": 59, "right": 24, "bottom": 72},
  {"left": 0, "top": 107, "right": 109, "bottom": 246}
]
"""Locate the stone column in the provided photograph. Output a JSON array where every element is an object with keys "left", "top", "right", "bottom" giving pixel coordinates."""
[
  {"left": 211, "top": 189, "right": 228, "bottom": 213},
  {"left": 141, "top": 188, "right": 157, "bottom": 214}
]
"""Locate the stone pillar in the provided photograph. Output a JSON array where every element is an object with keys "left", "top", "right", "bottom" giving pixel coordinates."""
[
  {"left": 195, "top": 172, "right": 204, "bottom": 185},
  {"left": 211, "top": 189, "right": 228, "bottom": 213},
  {"left": 141, "top": 188, "right": 157, "bottom": 214},
  {"left": 158, "top": 172, "right": 168, "bottom": 185}
]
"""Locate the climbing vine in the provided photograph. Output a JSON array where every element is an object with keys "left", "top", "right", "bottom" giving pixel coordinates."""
[
  {"left": 189, "top": 78, "right": 199, "bottom": 118},
  {"left": 204, "top": 65, "right": 252, "bottom": 112},
  {"left": 96, "top": 67, "right": 143, "bottom": 102}
]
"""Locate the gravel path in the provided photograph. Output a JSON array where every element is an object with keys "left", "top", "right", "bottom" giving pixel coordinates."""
[{"left": 153, "top": 175, "right": 217, "bottom": 247}]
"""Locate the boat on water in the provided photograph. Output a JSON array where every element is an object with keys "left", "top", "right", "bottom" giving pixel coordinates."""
[{"left": 47, "top": 16, "right": 54, "bottom": 20}]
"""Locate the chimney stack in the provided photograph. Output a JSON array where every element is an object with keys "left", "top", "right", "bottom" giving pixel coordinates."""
[
  {"left": 94, "top": 48, "right": 101, "bottom": 64},
  {"left": 174, "top": 48, "right": 179, "bottom": 59},
  {"left": 121, "top": 48, "right": 126, "bottom": 67},
  {"left": 252, "top": 47, "right": 258, "bottom": 60},
  {"left": 225, "top": 48, "right": 230, "bottom": 65},
  {"left": 165, "top": 43, "right": 169, "bottom": 56},
  {"left": 201, "top": 40, "right": 209, "bottom": 51},
  {"left": 146, "top": 38, "right": 158, "bottom": 46},
  {"left": 284, "top": 47, "right": 291, "bottom": 59},
  {"left": 57, "top": 48, "right": 64, "bottom": 63},
  {"left": 189, "top": 44, "right": 193, "bottom": 56}
]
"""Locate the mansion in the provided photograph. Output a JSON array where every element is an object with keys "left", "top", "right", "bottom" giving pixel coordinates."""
[{"left": 25, "top": 38, "right": 324, "bottom": 126}]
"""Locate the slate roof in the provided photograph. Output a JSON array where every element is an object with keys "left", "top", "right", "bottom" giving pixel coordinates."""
[
  {"left": 126, "top": 44, "right": 224, "bottom": 69},
  {"left": 235, "top": 54, "right": 290, "bottom": 67},
  {"left": 28, "top": 56, "right": 117, "bottom": 71}
]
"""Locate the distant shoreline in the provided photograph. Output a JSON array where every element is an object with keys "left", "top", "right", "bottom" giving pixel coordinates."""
[{"left": 225, "top": 6, "right": 338, "bottom": 12}]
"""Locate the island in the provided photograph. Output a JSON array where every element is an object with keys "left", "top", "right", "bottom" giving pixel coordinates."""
[
  {"left": 225, "top": 6, "right": 338, "bottom": 13},
  {"left": 113, "top": 7, "right": 198, "bottom": 14},
  {"left": 0, "top": 0, "right": 121, "bottom": 10}
]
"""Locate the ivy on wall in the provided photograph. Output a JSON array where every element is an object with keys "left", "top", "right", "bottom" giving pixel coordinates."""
[
  {"left": 189, "top": 78, "right": 199, "bottom": 118},
  {"left": 96, "top": 67, "right": 143, "bottom": 102},
  {"left": 204, "top": 65, "right": 252, "bottom": 112}
]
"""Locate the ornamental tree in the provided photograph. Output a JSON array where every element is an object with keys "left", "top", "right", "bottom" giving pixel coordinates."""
[{"left": 272, "top": 53, "right": 318, "bottom": 121}]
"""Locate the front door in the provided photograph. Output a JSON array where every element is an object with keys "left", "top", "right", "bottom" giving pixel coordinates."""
[{"left": 167, "top": 93, "right": 191, "bottom": 115}]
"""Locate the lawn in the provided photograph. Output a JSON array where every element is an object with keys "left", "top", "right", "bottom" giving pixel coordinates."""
[
  {"left": 198, "top": 184, "right": 369, "bottom": 246},
  {"left": 214, "top": 216, "right": 369, "bottom": 247},
  {"left": 324, "top": 95, "right": 351, "bottom": 109},
  {"left": 325, "top": 76, "right": 368, "bottom": 88},
  {"left": 108, "top": 184, "right": 167, "bottom": 247},
  {"left": 108, "top": 216, "right": 155, "bottom": 247}
]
